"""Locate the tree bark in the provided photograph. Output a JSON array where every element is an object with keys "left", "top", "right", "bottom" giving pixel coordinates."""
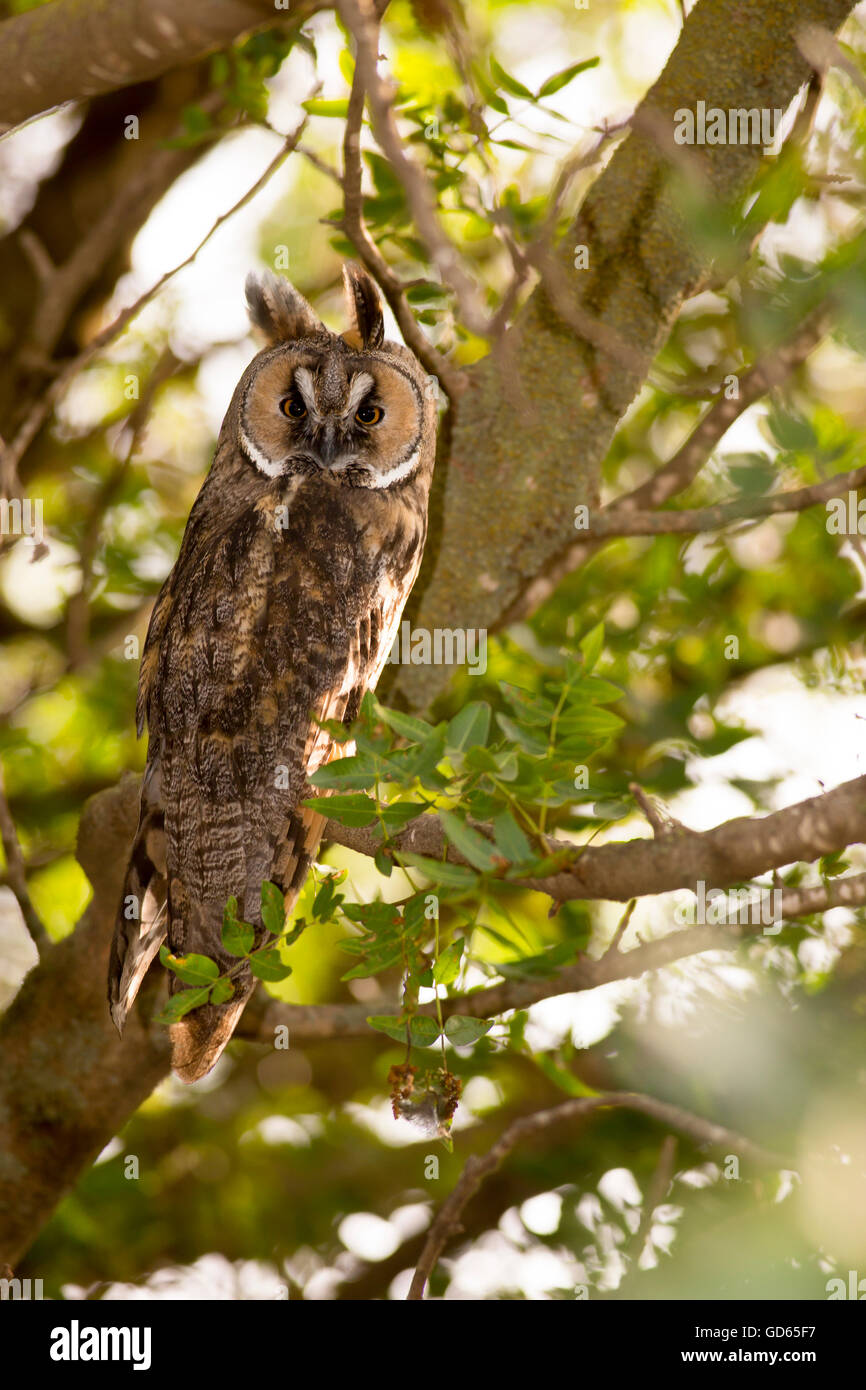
[
  {"left": 0, "top": 777, "right": 171, "bottom": 1268},
  {"left": 0, "top": 0, "right": 318, "bottom": 133},
  {"left": 390, "top": 0, "right": 858, "bottom": 710}
]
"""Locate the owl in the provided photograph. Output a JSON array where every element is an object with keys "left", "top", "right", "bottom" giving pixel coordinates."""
[{"left": 108, "top": 264, "right": 437, "bottom": 1082}]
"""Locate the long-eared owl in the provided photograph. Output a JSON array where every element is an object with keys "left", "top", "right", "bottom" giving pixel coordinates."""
[{"left": 108, "top": 265, "right": 437, "bottom": 1082}]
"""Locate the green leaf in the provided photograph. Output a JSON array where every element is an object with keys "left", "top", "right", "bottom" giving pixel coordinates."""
[
  {"left": 338, "top": 48, "right": 355, "bottom": 86},
  {"left": 433, "top": 938, "right": 465, "bottom": 986},
  {"left": 374, "top": 847, "right": 393, "bottom": 877},
  {"left": 261, "top": 880, "right": 286, "bottom": 936},
  {"left": 312, "top": 875, "right": 343, "bottom": 921},
  {"left": 491, "top": 810, "right": 533, "bottom": 863},
  {"left": 302, "top": 97, "right": 350, "bottom": 117},
  {"left": 444, "top": 1015, "right": 493, "bottom": 1046},
  {"left": 396, "top": 851, "right": 477, "bottom": 888},
  {"left": 767, "top": 410, "right": 817, "bottom": 451},
  {"left": 462, "top": 745, "right": 501, "bottom": 774},
  {"left": 385, "top": 728, "right": 447, "bottom": 788},
  {"left": 537, "top": 57, "right": 600, "bottom": 98},
  {"left": 497, "top": 941, "right": 578, "bottom": 978},
  {"left": 209, "top": 977, "right": 235, "bottom": 1005},
  {"left": 496, "top": 711, "right": 548, "bottom": 756},
  {"left": 376, "top": 703, "right": 434, "bottom": 743},
  {"left": 533, "top": 1052, "right": 598, "bottom": 1097},
  {"left": 591, "top": 798, "right": 630, "bottom": 820},
  {"left": 250, "top": 947, "right": 293, "bottom": 983},
  {"left": 155, "top": 987, "right": 211, "bottom": 1025},
  {"left": 501, "top": 684, "right": 554, "bottom": 726},
  {"left": 579, "top": 621, "right": 605, "bottom": 672},
  {"left": 491, "top": 56, "right": 534, "bottom": 100},
  {"left": 378, "top": 800, "right": 427, "bottom": 834},
  {"left": 367, "top": 1014, "right": 441, "bottom": 1046},
  {"left": 446, "top": 701, "right": 491, "bottom": 756},
  {"left": 159, "top": 947, "right": 220, "bottom": 986},
  {"left": 305, "top": 792, "right": 376, "bottom": 827},
  {"left": 221, "top": 898, "right": 254, "bottom": 957},
  {"left": 309, "top": 754, "right": 380, "bottom": 790},
  {"left": 438, "top": 809, "right": 499, "bottom": 872}
]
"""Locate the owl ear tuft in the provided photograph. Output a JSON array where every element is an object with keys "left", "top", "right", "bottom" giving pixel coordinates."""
[
  {"left": 342, "top": 263, "right": 384, "bottom": 350},
  {"left": 246, "top": 270, "right": 322, "bottom": 345}
]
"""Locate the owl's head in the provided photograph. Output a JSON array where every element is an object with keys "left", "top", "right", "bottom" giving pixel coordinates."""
[{"left": 235, "top": 264, "right": 436, "bottom": 489}]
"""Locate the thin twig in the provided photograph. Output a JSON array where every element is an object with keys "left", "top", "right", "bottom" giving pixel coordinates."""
[
  {"left": 339, "top": 0, "right": 489, "bottom": 334},
  {"left": 578, "top": 461, "right": 866, "bottom": 540},
  {"left": 407, "top": 1091, "right": 791, "bottom": 1298},
  {"left": 337, "top": 2, "right": 465, "bottom": 398},
  {"left": 613, "top": 303, "right": 833, "bottom": 516},
  {"left": 604, "top": 898, "right": 636, "bottom": 957},
  {"left": 621, "top": 1133, "right": 678, "bottom": 1280},
  {"left": 65, "top": 347, "right": 182, "bottom": 667},
  {"left": 0, "top": 760, "right": 51, "bottom": 955},
  {"left": 1, "top": 115, "right": 310, "bottom": 491},
  {"left": 629, "top": 782, "right": 685, "bottom": 836}
]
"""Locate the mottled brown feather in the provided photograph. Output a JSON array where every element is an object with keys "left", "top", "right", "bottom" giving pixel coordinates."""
[{"left": 109, "top": 265, "right": 436, "bottom": 1082}]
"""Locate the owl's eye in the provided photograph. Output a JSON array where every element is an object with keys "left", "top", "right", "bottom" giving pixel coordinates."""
[
  {"left": 281, "top": 395, "right": 307, "bottom": 419},
  {"left": 355, "top": 403, "right": 383, "bottom": 425}
]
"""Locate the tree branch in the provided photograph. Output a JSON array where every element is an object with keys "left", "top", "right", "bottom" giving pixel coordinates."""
[
  {"left": 246, "top": 868, "right": 866, "bottom": 1042},
  {"left": 2, "top": 118, "right": 308, "bottom": 493},
  {"left": 407, "top": 1090, "right": 793, "bottom": 1299},
  {"left": 578, "top": 460, "right": 866, "bottom": 540},
  {"left": 319, "top": 774, "right": 866, "bottom": 905},
  {"left": 0, "top": 0, "right": 320, "bottom": 134},
  {"left": 338, "top": 0, "right": 491, "bottom": 338},
  {"left": 337, "top": 11, "right": 465, "bottom": 398},
  {"left": 391, "top": 0, "right": 857, "bottom": 710},
  {"left": 0, "top": 760, "right": 50, "bottom": 956}
]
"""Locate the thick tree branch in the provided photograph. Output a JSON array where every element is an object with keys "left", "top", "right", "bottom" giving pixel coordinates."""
[
  {"left": 319, "top": 774, "right": 866, "bottom": 904},
  {"left": 0, "top": 777, "right": 170, "bottom": 1269},
  {"left": 0, "top": 0, "right": 320, "bottom": 133},
  {"left": 245, "top": 868, "right": 866, "bottom": 1041},
  {"left": 391, "top": 0, "right": 857, "bottom": 710}
]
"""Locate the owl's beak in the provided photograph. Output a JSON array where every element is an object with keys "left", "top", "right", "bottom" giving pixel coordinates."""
[{"left": 318, "top": 423, "right": 340, "bottom": 467}]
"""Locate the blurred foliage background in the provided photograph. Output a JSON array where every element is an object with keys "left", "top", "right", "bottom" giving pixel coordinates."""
[{"left": 3, "top": 0, "right": 866, "bottom": 1299}]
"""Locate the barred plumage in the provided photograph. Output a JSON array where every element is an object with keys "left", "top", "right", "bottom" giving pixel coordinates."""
[{"left": 108, "top": 265, "right": 437, "bottom": 1081}]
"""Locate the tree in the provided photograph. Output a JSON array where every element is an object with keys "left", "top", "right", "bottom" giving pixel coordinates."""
[{"left": 1, "top": 0, "right": 865, "bottom": 1301}]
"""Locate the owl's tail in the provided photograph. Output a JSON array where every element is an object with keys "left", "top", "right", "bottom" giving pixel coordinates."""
[
  {"left": 169, "top": 988, "right": 255, "bottom": 1085},
  {"left": 167, "top": 802, "right": 329, "bottom": 1083}
]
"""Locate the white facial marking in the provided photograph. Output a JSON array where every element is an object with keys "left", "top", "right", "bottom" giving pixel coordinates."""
[
  {"left": 240, "top": 425, "right": 285, "bottom": 478},
  {"left": 345, "top": 371, "right": 375, "bottom": 415},
  {"left": 293, "top": 367, "right": 320, "bottom": 418},
  {"left": 367, "top": 447, "right": 421, "bottom": 489}
]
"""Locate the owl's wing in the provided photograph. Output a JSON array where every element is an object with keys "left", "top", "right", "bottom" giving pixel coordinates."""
[
  {"left": 108, "top": 575, "right": 179, "bottom": 1033},
  {"left": 110, "top": 490, "right": 411, "bottom": 1081},
  {"left": 107, "top": 752, "right": 168, "bottom": 1033}
]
